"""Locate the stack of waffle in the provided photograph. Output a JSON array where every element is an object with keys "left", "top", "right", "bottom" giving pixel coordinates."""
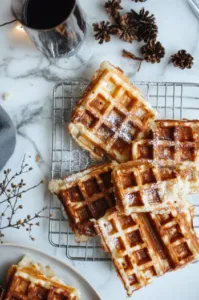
[{"left": 49, "top": 62, "right": 199, "bottom": 297}]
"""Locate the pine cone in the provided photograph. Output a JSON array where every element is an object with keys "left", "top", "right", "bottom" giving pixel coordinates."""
[
  {"left": 171, "top": 50, "right": 194, "bottom": 69},
  {"left": 127, "top": 8, "right": 158, "bottom": 42},
  {"left": 93, "top": 21, "right": 111, "bottom": 44},
  {"left": 110, "top": 23, "right": 136, "bottom": 43},
  {"left": 118, "top": 13, "right": 129, "bottom": 26},
  {"left": 105, "top": 0, "right": 123, "bottom": 21},
  {"left": 141, "top": 40, "right": 165, "bottom": 63},
  {"left": 132, "top": 0, "right": 147, "bottom": 2}
]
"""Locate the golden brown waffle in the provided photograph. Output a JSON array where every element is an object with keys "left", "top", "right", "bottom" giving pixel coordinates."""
[
  {"left": 49, "top": 162, "right": 118, "bottom": 242},
  {"left": 112, "top": 160, "right": 199, "bottom": 214},
  {"left": 5, "top": 256, "right": 80, "bottom": 300},
  {"left": 94, "top": 206, "right": 199, "bottom": 296},
  {"left": 69, "top": 61, "right": 157, "bottom": 163},
  {"left": 132, "top": 120, "right": 199, "bottom": 164}
]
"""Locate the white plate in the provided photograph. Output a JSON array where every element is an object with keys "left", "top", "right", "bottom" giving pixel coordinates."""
[{"left": 0, "top": 243, "right": 100, "bottom": 300}]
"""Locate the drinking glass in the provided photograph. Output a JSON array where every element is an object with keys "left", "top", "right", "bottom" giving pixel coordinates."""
[
  {"left": 11, "top": 0, "right": 93, "bottom": 69},
  {"left": 187, "top": 0, "right": 199, "bottom": 18}
]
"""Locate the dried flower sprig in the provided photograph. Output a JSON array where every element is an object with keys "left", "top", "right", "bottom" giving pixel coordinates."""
[{"left": 0, "top": 155, "right": 48, "bottom": 243}]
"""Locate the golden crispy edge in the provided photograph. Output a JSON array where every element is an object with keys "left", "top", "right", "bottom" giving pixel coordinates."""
[
  {"left": 94, "top": 206, "right": 199, "bottom": 296},
  {"left": 93, "top": 209, "right": 136, "bottom": 296},
  {"left": 68, "top": 64, "right": 107, "bottom": 161},
  {"left": 176, "top": 208, "right": 199, "bottom": 259},
  {"left": 6, "top": 265, "right": 16, "bottom": 285},
  {"left": 49, "top": 162, "right": 118, "bottom": 241},
  {"left": 156, "top": 119, "right": 199, "bottom": 125},
  {"left": 5, "top": 260, "right": 80, "bottom": 298},
  {"left": 68, "top": 61, "right": 157, "bottom": 162},
  {"left": 49, "top": 162, "right": 118, "bottom": 191},
  {"left": 94, "top": 208, "right": 166, "bottom": 296}
]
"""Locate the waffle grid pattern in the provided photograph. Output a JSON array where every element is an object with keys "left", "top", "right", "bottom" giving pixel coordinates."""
[
  {"left": 95, "top": 207, "right": 199, "bottom": 296},
  {"left": 6, "top": 277, "right": 72, "bottom": 300},
  {"left": 49, "top": 163, "right": 117, "bottom": 241},
  {"left": 150, "top": 209, "right": 199, "bottom": 266},
  {"left": 69, "top": 62, "right": 156, "bottom": 163},
  {"left": 5, "top": 260, "right": 79, "bottom": 300},
  {"left": 50, "top": 80, "right": 199, "bottom": 261},
  {"left": 132, "top": 120, "right": 199, "bottom": 163},
  {"left": 112, "top": 161, "right": 187, "bottom": 214},
  {"left": 95, "top": 210, "right": 164, "bottom": 296}
]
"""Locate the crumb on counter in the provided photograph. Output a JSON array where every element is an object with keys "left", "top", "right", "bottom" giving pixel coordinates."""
[{"left": 35, "top": 154, "right": 41, "bottom": 163}]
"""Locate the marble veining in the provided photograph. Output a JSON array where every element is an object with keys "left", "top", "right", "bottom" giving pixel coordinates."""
[{"left": 1, "top": 0, "right": 199, "bottom": 299}]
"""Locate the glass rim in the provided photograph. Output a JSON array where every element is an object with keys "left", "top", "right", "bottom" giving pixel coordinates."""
[{"left": 11, "top": 0, "right": 77, "bottom": 31}]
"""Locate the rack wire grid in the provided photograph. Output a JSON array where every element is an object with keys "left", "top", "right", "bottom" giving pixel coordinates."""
[{"left": 49, "top": 81, "right": 199, "bottom": 261}]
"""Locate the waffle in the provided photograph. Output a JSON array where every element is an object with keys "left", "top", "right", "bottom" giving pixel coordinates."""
[
  {"left": 49, "top": 162, "right": 118, "bottom": 242},
  {"left": 5, "top": 256, "right": 80, "bottom": 300},
  {"left": 112, "top": 160, "right": 199, "bottom": 214},
  {"left": 132, "top": 120, "right": 199, "bottom": 165},
  {"left": 69, "top": 61, "right": 157, "bottom": 163},
  {"left": 94, "top": 205, "right": 199, "bottom": 296}
]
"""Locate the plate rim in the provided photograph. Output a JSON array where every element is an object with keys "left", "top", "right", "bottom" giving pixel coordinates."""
[{"left": 0, "top": 242, "right": 101, "bottom": 300}]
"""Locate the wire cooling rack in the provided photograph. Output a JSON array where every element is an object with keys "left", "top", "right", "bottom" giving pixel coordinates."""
[{"left": 49, "top": 81, "right": 199, "bottom": 261}]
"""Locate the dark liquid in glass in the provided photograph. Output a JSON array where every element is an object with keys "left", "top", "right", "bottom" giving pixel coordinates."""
[
  {"left": 24, "top": 0, "right": 75, "bottom": 29},
  {"left": 22, "top": 0, "right": 86, "bottom": 58}
]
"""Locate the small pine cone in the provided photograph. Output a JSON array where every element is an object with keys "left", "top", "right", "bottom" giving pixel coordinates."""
[
  {"left": 93, "top": 21, "right": 111, "bottom": 44},
  {"left": 171, "top": 50, "right": 194, "bottom": 69},
  {"left": 105, "top": 0, "right": 123, "bottom": 21},
  {"left": 127, "top": 8, "right": 158, "bottom": 43},
  {"left": 119, "top": 13, "right": 129, "bottom": 26},
  {"left": 110, "top": 24, "right": 136, "bottom": 43},
  {"left": 141, "top": 40, "right": 165, "bottom": 63}
]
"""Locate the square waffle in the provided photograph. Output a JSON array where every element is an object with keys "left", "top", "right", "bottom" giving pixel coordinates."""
[
  {"left": 94, "top": 205, "right": 199, "bottom": 296},
  {"left": 132, "top": 120, "right": 199, "bottom": 164},
  {"left": 5, "top": 256, "right": 80, "bottom": 299},
  {"left": 112, "top": 160, "right": 199, "bottom": 214},
  {"left": 49, "top": 162, "right": 118, "bottom": 242},
  {"left": 69, "top": 61, "right": 157, "bottom": 163}
]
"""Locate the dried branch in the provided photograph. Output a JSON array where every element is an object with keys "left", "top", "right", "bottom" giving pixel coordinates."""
[
  {"left": 122, "top": 49, "right": 143, "bottom": 72},
  {"left": 0, "top": 155, "right": 48, "bottom": 243},
  {"left": 122, "top": 49, "right": 143, "bottom": 61}
]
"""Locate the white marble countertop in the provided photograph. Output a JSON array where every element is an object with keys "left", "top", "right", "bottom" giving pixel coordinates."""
[{"left": 1, "top": 0, "right": 199, "bottom": 299}]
